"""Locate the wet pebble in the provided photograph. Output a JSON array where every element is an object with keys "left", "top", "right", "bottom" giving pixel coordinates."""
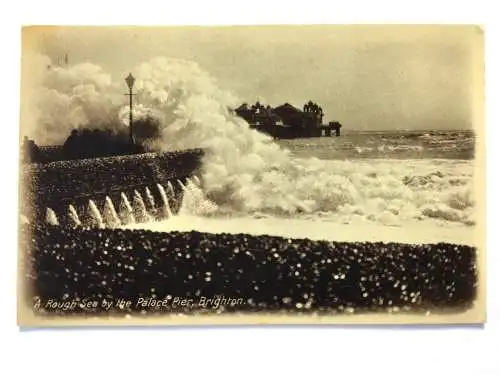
[{"left": 21, "top": 224, "right": 478, "bottom": 316}]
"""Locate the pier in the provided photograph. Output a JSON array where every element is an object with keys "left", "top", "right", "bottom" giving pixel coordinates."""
[{"left": 234, "top": 100, "right": 342, "bottom": 139}]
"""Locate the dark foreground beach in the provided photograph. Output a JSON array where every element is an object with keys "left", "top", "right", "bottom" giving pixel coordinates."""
[{"left": 20, "top": 224, "right": 478, "bottom": 317}]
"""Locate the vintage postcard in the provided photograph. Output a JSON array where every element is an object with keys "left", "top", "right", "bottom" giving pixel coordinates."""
[{"left": 17, "top": 25, "right": 485, "bottom": 327}]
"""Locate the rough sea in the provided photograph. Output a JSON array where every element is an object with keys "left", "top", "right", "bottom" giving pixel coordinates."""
[
  {"left": 29, "top": 55, "right": 476, "bottom": 245},
  {"left": 279, "top": 130, "right": 474, "bottom": 160},
  {"left": 132, "top": 129, "right": 477, "bottom": 246}
]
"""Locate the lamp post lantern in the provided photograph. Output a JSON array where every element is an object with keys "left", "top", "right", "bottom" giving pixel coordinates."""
[{"left": 125, "top": 73, "right": 136, "bottom": 147}]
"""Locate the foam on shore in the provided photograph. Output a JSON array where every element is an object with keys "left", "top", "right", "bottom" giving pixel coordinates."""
[{"left": 126, "top": 215, "right": 476, "bottom": 246}]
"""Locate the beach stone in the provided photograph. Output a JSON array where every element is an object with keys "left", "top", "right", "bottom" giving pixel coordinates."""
[{"left": 21, "top": 224, "right": 478, "bottom": 316}]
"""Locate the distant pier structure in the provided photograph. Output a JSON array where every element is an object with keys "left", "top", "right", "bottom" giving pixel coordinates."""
[{"left": 233, "top": 100, "right": 342, "bottom": 139}]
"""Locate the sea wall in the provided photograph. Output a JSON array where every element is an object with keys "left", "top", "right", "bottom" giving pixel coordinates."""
[
  {"left": 20, "top": 149, "right": 204, "bottom": 225},
  {"left": 22, "top": 224, "right": 478, "bottom": 316}
]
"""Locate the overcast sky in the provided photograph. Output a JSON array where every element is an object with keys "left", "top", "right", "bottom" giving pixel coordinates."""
[{"left": 27, "top": 25, "right": 483, "bottom": 130}]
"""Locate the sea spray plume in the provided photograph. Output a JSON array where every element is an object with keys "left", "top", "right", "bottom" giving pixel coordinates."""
[
  {"left": 179, "top": 179, "right": 218, "bottom": 216},
  {"left": 23, "top": 54, "right": 177, "bottom": 150},
  {"left": 131, "top": 57, "right": 258, "bottom": 151},
  {"left": 128, "top": 57, "right": 307, "bottom": 212},
  {"left": 123, "top": 57, "right": 475, "bottom": 224},
  {"left": 20, "top": 53, "right": 51, "bottom": 140},
  {"left": 21, "top": 54, "right": 123, "bottom": 145},
  {"left": 134, "top": 57, "right": 361, "bottom": 214}
]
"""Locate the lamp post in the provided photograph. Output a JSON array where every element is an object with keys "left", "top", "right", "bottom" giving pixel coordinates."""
[{"left": 125, "top": 73, "right": 136, "bottom": 147}]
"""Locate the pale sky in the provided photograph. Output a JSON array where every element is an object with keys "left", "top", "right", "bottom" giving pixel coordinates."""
[{"left": 26, "top": 25, "right": 483, "bottom": 130}]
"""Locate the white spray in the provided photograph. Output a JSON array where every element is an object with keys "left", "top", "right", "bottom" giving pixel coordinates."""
[
  {"left": 145, "top": 187, "right": 156, "bottom": 211},
  {"left": 46, "top": 207, "right": 59, "bottom": 226},
  {"left": 119, "top": 192, "right": 136, "bottom": 224},
  {"left": 103, "top": 196, "right": 121, "bottom": 228},
  {"left": 133, "top": 190, "right": 151, "bottom": 222},
  {"left": 68, "top": 204, "right": 81, "bottom": 227},
  {"left": 157, "top": 184, "right": 173, "bottom": 218},
  {"left": 88, "top": 200, "right": 105, "bottom": 229}
]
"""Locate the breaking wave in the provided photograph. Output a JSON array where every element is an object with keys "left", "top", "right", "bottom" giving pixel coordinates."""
[
  {"left": 22, "top": 55, "right": 475, "bottom": 226},
  {"left": 180, "top": 158, "right": 475, "bottom": 225}
]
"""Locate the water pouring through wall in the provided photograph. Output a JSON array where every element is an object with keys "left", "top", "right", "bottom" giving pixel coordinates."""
[
  {"left": 119, "top": 192, "right": 136, "bottom": 224},
  {"left": 46, "top": 207, "right": 59, "bottom": 226},
  {"left": 133, "top": 190, "right": 151, "bottom": 222},
  {"left": 178, "top": 180, "right": 187, "bottom": 192},
  {"left": 68, "top": 204, "right": 81, "bottom": 227},
  {"left": 145, "top": 187, "right": 156, "bottom": 211},
  {"left": 88, "top": 200, "right": 105, "bottom": 229},
  {"left": 193, "top": 175, "right": 201, "bottom": 186},
  {"left": 103, "top": 196, "right": 121, "bottom": 228},
  {"left": 157, "top": 184, "right": 173, "bottom": 218},
  {"left": 166, "top": 181, "right": 177, "bottom": 211},
  {"left": 178, "top": 177, "right": 218, "bottom": 216},
  {"left": 167, "top": 181, "right": 175, "bottom": 197}
]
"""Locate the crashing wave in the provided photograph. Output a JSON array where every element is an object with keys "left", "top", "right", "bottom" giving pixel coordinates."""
[{"left": 23, "top": 55, "right": 475, "bottom": 226}]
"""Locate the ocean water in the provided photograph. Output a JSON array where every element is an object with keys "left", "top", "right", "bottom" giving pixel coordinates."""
[
  {"left": 279, "top": 130, "right": 475, "bottom": 160},
  {"left": 181, "top": 130, "right": 475, "bottom": 221},
  {"left": 131, "top": 130, "right": 477, "bottom": 245}
]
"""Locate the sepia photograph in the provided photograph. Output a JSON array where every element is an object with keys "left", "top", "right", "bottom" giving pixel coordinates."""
[{"left": 17, "top": 25, "right": 485, "bottom": 326}]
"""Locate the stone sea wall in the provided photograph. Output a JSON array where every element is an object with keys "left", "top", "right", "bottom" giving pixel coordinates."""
[{"left": 20, "top": 149, "right": 204, "bottom": 225}]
